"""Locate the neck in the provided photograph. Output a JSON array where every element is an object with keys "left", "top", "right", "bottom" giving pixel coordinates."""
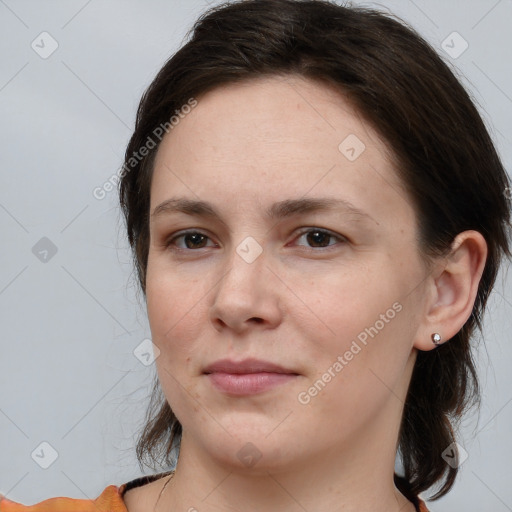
[{"left": 158, "top": 403, "right": 417, "bottom": 512}]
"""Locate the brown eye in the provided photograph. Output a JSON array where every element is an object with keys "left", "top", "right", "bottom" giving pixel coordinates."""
[
  {"left": 294, "top": 228, "right": 346, "bottom": 250},
  {"left": 166, "top": 231, "right": 215, "bottom": 250}
]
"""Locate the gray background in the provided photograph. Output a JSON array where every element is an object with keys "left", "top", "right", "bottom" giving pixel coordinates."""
[{"left": 0, "top": 1, "right": 511, "bottom": 510}]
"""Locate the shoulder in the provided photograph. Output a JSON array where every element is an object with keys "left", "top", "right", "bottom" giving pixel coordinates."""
[
  {"left": 0, "top": 486, "right": 124, "bottom": 512},
  {"left": 0, "top": 471, "right": 174, "bottom": 512}
]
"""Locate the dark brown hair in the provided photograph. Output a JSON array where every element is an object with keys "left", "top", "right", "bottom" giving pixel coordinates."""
[{"left": 118, "top": 0, "right": 511, "bottom": 501}]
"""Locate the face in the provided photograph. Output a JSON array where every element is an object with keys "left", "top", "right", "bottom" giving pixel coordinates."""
[{"left": 145, "top": 75, "right": 430, "bottom": 473}]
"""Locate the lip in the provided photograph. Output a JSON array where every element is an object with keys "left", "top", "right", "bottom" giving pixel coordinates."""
[
  {"left": 203, "top": 358, "right": 297, "bottom": 375},
  {"left": 203, "top": 358, "right": 299, "bottom": 396}
]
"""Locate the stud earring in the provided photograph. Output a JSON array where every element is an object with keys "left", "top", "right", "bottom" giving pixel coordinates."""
[{"left": 431, "top": 333, "right": 442, "bottom": 346}]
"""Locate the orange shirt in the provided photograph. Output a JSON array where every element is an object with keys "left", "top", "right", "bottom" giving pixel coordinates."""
[{"left": 0, "top": 470, "right": 430, "bottom": 511}]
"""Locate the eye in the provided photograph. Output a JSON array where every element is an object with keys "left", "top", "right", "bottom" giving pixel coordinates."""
[
  {"left": 292, "top": 227, "right": 347, "bottom": 250},
  {"left": 166, "top": 230, "right": 216, "bottom": 251},
  {"left": 164, "top": 227, "right": 347, "bottom": 253}
]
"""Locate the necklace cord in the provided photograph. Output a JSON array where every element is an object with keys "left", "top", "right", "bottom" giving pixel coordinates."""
[{"left": 154, "top": 473, "right": 175, "bottom": 511}]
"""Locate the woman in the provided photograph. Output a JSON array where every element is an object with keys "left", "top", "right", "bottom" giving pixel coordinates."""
[{"left": 2, "top": 0, "right": 510, "bottom": 511}]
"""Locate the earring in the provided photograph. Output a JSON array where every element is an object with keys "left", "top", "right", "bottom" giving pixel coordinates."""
[{"left": 431, "top": 333, "right": 442, "bottom": 346}]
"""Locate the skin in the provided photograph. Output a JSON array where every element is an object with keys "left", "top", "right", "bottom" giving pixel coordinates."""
[{"left": 124, "top": 75, "right": 487, "bottom": 512}]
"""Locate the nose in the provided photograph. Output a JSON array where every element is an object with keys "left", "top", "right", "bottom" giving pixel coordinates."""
[{"left": 209, "top": 240, "right": 283, "bottom": 334}]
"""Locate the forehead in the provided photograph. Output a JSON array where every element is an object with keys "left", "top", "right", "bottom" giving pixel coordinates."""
[{"left": 150, "top": 75, "right": 412, "bottom": 225}]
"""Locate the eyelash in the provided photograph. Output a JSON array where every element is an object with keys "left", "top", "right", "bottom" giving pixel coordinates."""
[{"left": 164, "top": 227, "right": 347, "bottom": 253}]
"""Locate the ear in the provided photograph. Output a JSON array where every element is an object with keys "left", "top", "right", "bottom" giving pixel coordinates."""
[{"left": 413, "top": 230, "right": 488, "bottom": 351}]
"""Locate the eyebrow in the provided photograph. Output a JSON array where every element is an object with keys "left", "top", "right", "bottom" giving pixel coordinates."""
[{"left": 151, "top": 196, "right": 375, "bottom": 224}]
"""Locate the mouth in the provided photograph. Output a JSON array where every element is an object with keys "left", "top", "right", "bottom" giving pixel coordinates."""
[
  {"left": 203, "top": 357, "right": 297, "bottom": 375},
  {"left": 203, "top": 358, "right": 300, "bottom": 396}
]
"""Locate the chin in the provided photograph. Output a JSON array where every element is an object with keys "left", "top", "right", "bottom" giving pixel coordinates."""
[{"left": 189, "top": 420, "right": 307, "bottom": 474}]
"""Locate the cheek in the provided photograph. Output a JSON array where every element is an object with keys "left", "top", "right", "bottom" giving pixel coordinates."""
[
  {"left": 146, "top": 271, "right": 207, "bottom": 424},
  {"left": 296, "top": 264, "right": 412, "bottom": 402},
  {"left": 145, "top": 265, "right": 207, "bottom": 376},
  {"left": 146, "top": 255, "right": 203, "bottom": 332},
  {"left": 294, "top": 263, "right": 397, "bottom": 345}
]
